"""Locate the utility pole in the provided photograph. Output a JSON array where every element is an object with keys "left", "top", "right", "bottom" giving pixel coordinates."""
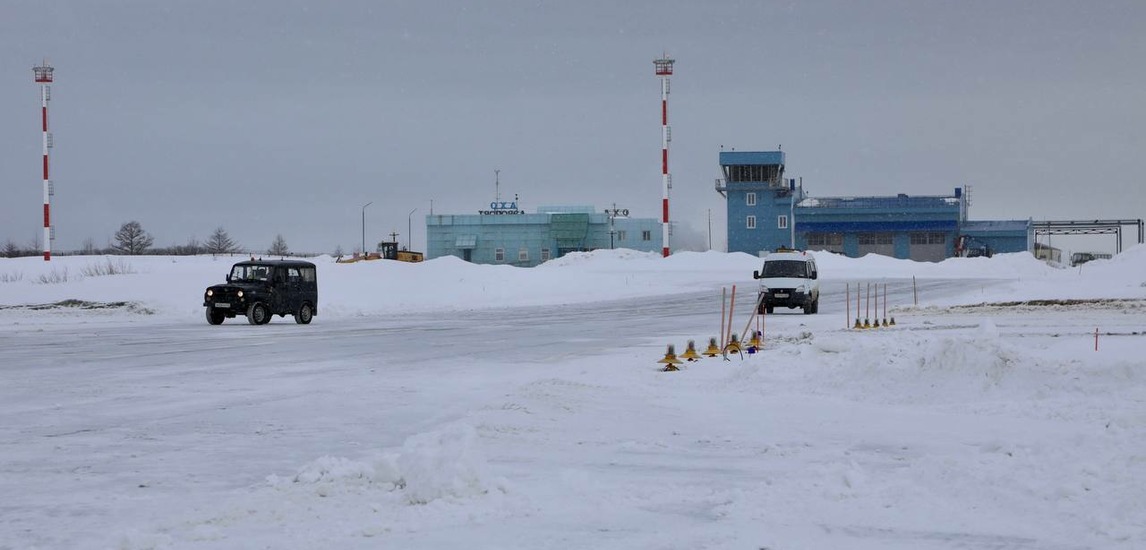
[
  {"left": 606, "top": 204, "right": 628, "bottom": 250},
  {"left": 610, "top": 203, "right": 616, "bottom": 249},
  {"left": 407, "top": 208, "right": 417, "bottom": 251},
  {"left": 361, "top": 201, "right": 373, "bottom": 257}
]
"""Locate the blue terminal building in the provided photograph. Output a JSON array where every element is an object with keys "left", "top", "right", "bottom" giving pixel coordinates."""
[
  {"left": 717, "top": 150, "right": 1031, "bottom": 260},
  {"left": 426, "top": 203, "right": 663, "bottom": 267}
]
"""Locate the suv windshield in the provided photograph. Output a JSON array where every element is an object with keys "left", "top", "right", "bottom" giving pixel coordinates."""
[
  {"left": 761, "top": 260, "right": 807, "bottom": 278},
  {"left": 230, "top": 265, "right": 273, "bottom": 282}
]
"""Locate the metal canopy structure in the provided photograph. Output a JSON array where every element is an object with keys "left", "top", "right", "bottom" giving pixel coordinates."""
[{"left": 1031, "top": 219, "right": 1145, "bottom": 253}]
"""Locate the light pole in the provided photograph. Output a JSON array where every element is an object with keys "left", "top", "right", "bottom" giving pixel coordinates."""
[
  {"left": 407, "top": 208, "right": 417, "bottom": 251},
  {"left": 361, "top": 201, "right": 373, "bottom": 258}
]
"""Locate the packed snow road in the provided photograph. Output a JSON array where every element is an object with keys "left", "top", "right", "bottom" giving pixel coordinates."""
[
  {"left": 2, "top": 278, "right": 951, "bottom": 548},
  {"left": 3, "top": 271, "right": 1143, "bottom": 549}
]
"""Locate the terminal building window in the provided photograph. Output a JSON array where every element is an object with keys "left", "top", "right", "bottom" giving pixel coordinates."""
[
  {"left": 746, "top": 215, "right": 756, "bottom": 229},
  {"left": 910, "top": 232, "right": 947, "bottom": 245},
  {"left": 746, "top": 192, "right": 756, "bottom": 206},
  {"left": 495, "top": 248, "right": 505, "bottom": 262},
  {"left": 807, "top": 233, "right": 843, "bottom": 247},
  {"left": 519, "top": 248, "right": 529, "bottom": 262},
  {"left": 777, "top": 215, "right": 788, "bottom": 229},
  {"left": 859, "top": 233, "right": 893, "bottom": 245},
  {"left": 642, "top": 230, "right": 652, "bottom": 241},
  {"left": 617, "top": 230, "right": 627, "bottom": 241},
  {"left": 540, "top": 248, "right": 551, "bottom": 262}
]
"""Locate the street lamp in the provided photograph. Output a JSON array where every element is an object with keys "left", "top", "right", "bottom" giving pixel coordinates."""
[
  {"left": 361, "top": 201, "right": 373, "bottom": 258},
  {"left": 407, "top": 208, "right": 418, "bottom": 251}
]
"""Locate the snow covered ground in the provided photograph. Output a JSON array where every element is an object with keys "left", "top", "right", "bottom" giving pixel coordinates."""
[{"left": 1, "top": 248, "right": 1144, "bottom": 549}]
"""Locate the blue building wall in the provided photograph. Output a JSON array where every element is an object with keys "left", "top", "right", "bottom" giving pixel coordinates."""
[
  {"left": 795, "top": 195, "right": 963, "bottom": 259},
  {"left": 427, "top": 205, "right": 662, "bottom": 267},
  {"left": 960, "top": 220, "right": 1032, "bottom": 256},
  {"left": 720, "top": 151, "right": 809, "bottom": 255},
  {"left": 719, "top": 150, "right": 1030, "bottom": 261}
]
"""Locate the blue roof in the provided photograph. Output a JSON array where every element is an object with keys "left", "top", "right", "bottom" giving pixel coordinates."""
[
  {"left": 719, "top": 151, "right": 785, "bottom": 166},
  {"left": 961, "top": 220, "right": 1031, "bottom": 233},
  {"left": 798, "top": 195, "right": 960, "bottom": 210}
]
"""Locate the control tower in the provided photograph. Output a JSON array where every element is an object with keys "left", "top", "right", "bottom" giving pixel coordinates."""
[{"left": 716, "top": 150, "right": 803, "bottom": 254}]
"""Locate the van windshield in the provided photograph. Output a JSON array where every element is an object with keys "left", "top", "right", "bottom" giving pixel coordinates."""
[{"left": 761, "top": 260, "right": 807, "bottom": 278}]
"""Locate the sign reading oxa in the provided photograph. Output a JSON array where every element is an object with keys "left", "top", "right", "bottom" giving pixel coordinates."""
[{"left": 479, "top": 201, "right": 524, "bottom": 215}]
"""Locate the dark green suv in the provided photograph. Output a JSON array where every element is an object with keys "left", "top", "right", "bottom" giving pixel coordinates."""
[{"left": 203, "top": 260, "right": 318, "bottom": 325}]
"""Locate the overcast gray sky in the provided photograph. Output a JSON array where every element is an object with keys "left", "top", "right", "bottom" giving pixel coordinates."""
[{"left": 2, "top": 0, "right": 1144, "bottom": 254}]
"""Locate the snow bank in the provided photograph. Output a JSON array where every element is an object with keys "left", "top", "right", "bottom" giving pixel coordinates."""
[
  {"left": 270, "top": 423, "right": 503, "bottom": 505},
  {"left": 2, "top": 245, "right": 1145, "bottom": 321}
]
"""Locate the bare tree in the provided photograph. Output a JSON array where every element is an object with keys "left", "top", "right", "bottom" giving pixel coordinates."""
[
  {"left": 268, "top": 234, "right": 289, "bottom": 257},
  {"left": 111, "top": 221, "right": 155, "bottom": 255},
  {"left": 206, "top": 227, "right": 239, "bottom": 256},
  {"left": 185, "top": 236, "right": 203, "bottom": 255},
  {"left": 81, "top": 237, "right": 98, "bottom": 255},
  {"left": 159, "top": 236, "right": 203, "bottom": 256},
  {"left": 3, "top": 240, "right": 21, "bottom": 258},
  {"left": 332, "top": 244, "right": 344, "bottom": 257}
]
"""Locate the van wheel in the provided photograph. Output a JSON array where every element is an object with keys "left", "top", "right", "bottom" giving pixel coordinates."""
[
  {"left": 247, "top": 302, "right": 270, "bottom": 325},
  {"left": 206, "top": 308, "right": 225, "bottom": 325},
  {"left": 804, "top": 298, "right": 819, "bottom": 315},
  {"left": 294, "top": 303, "right": 313, "bottom": 325}
]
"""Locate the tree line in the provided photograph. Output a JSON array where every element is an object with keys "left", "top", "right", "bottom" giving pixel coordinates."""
[{"left": 2, "top": 221, "right": 297, "bottom": 258}]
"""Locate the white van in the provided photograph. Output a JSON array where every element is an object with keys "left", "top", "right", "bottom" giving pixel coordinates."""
[{"left": 752, "top": 249, "right": 820, "bottom": 314}]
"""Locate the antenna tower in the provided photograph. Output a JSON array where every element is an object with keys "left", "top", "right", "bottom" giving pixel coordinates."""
[
  {"left": 33, "top": 60, "right": 55, "bottom": 261},
  {"left": 654, "top": 54, "right": 675, "bottom": 257}
]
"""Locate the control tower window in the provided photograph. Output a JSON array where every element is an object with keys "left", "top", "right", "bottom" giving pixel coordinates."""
[{"left": 724, "top": 164, "right": 783, "bottom": 184}]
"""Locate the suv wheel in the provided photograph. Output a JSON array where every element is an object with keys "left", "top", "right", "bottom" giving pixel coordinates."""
[
  {"left": 206, "top": 307, "right": 225, "bottom": 325},
  {"left": 247, "top": 302, "right": 270, "bottom": 325},
  {"left": 294, "top": 303, "right": 313, "bottom": 325}
]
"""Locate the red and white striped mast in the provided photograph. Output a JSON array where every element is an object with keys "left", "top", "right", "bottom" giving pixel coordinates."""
[
  {"left": 33, "top": 60, "right": 54, "bottom": 261},
  {"left": 654, "top": 54, "right": 674, "bottom": 257}
]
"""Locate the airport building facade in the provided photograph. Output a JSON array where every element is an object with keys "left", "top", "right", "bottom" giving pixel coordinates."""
[
  {"left": 717, "top": 150, "right": 1032, "bottom": 260},
  {"left": 426, "top": 203, "right": 663, "bottom": 267}
]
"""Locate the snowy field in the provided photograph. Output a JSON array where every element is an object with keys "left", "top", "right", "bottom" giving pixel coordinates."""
[{"left": 1, "top": 248, "right": 1144, "bottom": 549}]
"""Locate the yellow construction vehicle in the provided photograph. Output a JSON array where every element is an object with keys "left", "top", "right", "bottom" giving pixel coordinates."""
[{"left": 376, "top": 241, "right": 424, "bottom": 263}]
